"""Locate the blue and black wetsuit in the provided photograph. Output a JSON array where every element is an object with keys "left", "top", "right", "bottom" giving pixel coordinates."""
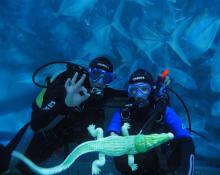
[
  {"left": 107, "top": 98, "right": 195, "bottom": 175},
  {"left": 0, "top": 70, "right": 127, "bottom": 174}
]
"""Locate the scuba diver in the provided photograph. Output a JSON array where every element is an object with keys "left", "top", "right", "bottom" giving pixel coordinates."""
[
  {"left": 107, "top": 69, "right": 195, "bottom": 175},
  {"left": 0, "top": 57, "right": 127, "bottom": 174}
]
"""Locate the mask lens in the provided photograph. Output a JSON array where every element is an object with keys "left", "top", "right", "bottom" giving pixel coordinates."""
[
  {"left": 90, "top": 68, "right": 113, "bottom": 84},
  {"left": 128, "top": 83, "right": 151, "bottom": 97},
  {"left": 129, "top": 87, "right": 137, "bottom": 96},
  {"left": 90, "top": 69, "right": 101, "bottom": 80},
  {"left": 103, "top": 74, "right": 112, "bottom": 84},
  {"left": 139, "top": 86, "right": 150, "bottom": 94}
]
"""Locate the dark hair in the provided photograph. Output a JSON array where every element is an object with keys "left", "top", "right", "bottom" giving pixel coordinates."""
[
  {"left": 129, "top": 69, "right": 154, "bottom": 85},
  {"left": 89, "top": 57, "right": 113, "bottom": 73}
]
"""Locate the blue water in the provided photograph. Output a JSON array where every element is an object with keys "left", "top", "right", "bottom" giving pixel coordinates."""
[{"left": 0, "top": 0, "right": 220, "bottom": 174}]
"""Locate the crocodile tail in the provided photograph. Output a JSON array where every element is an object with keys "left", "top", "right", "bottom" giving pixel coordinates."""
[{"left": 12, "top": 140, "right": 95, "bottom": 175}]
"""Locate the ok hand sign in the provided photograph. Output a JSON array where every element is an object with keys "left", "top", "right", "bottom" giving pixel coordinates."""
[{"left": 64, "top": 72, "right": 90, "bottom": 107}]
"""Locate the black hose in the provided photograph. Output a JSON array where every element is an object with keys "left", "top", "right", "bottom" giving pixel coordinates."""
[
  {"left": 188, "top": 128, "right": 210, "bottom": 142},
  {"left": 167, "top": 87, "right": 192, "bottom": 133},
  {"left": 32, "top": 61, "right": 82, "bottom": 88},
  {"left": 166, "top": 87, "right": 210, "bottom": 141}
]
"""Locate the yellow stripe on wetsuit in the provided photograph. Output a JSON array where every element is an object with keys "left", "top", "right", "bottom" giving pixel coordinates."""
[{"left": 35, "top": 88, "right": 47, "bottom": 108}]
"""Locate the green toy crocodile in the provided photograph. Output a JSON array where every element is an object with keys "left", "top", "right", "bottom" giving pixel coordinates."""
[{"left": 12, "top": 123, "right": 174, "bottom": 175}]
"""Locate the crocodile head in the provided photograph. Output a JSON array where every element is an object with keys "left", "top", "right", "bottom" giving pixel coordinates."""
[{"left": 134, "top": 133, "right": 174, "bottom": 153}]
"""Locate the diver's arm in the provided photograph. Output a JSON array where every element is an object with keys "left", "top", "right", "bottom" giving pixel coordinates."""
[
  {"left": 107, "top": 108, "right": 122, "bottom": 135},
  {"left": 31, "top": 73, "right": 90, "bottom": 131},
  {"left": 30, "top": 87, "right": 71, "bottom": 131},
  {"left": 163, "top": 107, "right": 190, "bottom": 139}
]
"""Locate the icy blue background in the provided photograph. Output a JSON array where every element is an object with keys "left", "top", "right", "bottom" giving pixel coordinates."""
[{"left": 0, "top": 0, "right": 220, "bottom": 173}]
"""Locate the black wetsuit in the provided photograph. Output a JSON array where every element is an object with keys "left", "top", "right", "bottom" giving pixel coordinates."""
[
  {"left": 0, "top": 70, "right": 127, "bottom": 174},
  {"left": 108, "top": 98, "right": 195, "bottom": 175}
]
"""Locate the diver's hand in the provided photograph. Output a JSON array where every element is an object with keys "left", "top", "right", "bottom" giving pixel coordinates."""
[
  {"left": 110, "top": 132, "right": 118, "bottom": 136},
  {"left": 157, "top": 73, "right": 171, "bottom": 87},
  {"left": 163, "top": 75, "right": 171, "bottom": 87},
  {"left": 64, "top": 72, "right": 90, "bottom": 107}
]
